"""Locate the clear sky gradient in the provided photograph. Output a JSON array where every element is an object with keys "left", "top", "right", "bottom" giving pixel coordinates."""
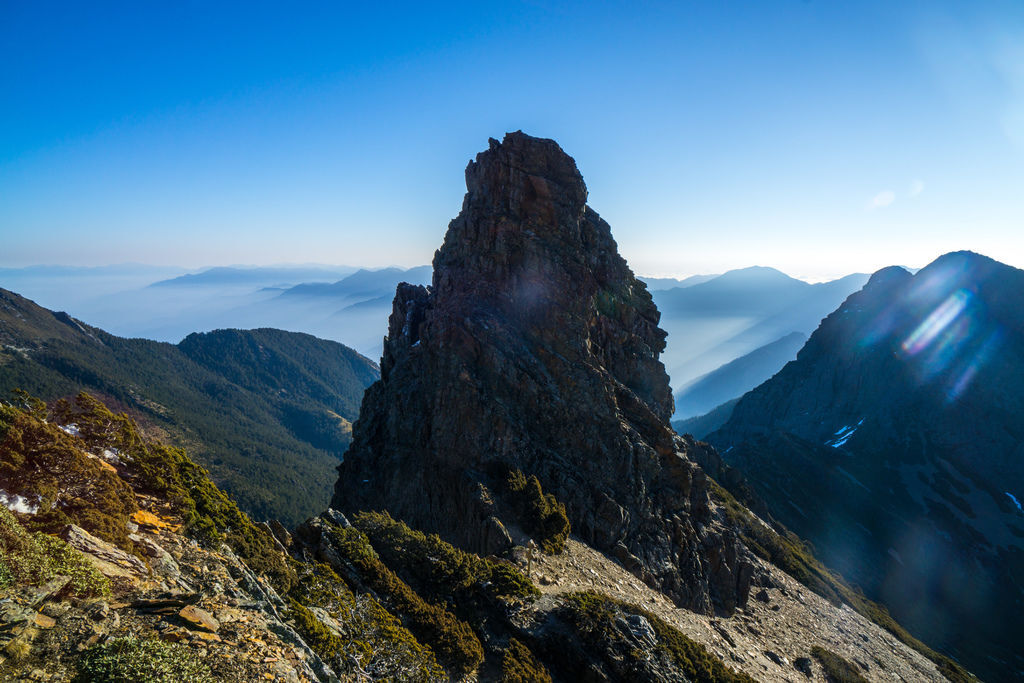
[{"left": 2, "top": 1, "right": 1023, "bottom": 281}]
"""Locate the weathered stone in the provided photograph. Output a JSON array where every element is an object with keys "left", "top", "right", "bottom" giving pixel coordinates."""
[
  {"left": 332, "top": 132, "right": 752, "bottom": 613},
  {"left": 0, "top": 602, "right": 34, "bottom": 628},
  {"left": 31, "top": 613, "right": 55, "bottom": 629},
  {"left": 764, "top": 650, "right": 787, "bottom": 666},
  {"left": 482, "top": 515, "right": 513, "bottom": 555},
  {"left": 159, "top": 629, "right": 187, "bottom": 643},
  {"left": 754, "top": 588, "right": 770, "bottom": 603},
  {"left": 60, "top": 525, "right": 147, "bottom": 578},
  {"left": 129, "top": 533, "right": 180, "bottom": 580},
  {"left": 23, "top": 576, "right": 71, "bottom": 608},
  {"left": 130, "top": 509, "right": 181, "bottom": 532},
  {"left": 178, "top": 604, "right": 219, "bottom": 633}
]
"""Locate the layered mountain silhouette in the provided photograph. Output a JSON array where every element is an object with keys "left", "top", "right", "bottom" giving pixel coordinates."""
[
  {"left": 710, "top": 251, "right": 1024, "bottom": 680},
  {"left": 673, "top": 331, "right": 807, "bottom": 421},
  {"left": 6, "top": 265, "right": 430, "bottom": 361},
  {"left": 279, "top": 265, "right": 432, "bottom": 300},
  {"left": 0, "top": 288, "right": 378, "bottom": 525},
  {"left": 652, "top": 268, "right": 868, "bottom": 397},
  {"left": 639, "top": 273, "right": 718, "bottom": 291},
  {"left": 149, "top": 265, "right": 356, "bottom": 289}
]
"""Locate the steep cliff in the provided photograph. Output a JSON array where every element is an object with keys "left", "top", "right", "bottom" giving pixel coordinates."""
[
  {"left": 333, "top": 132, "right": 752, "bottom": 613},
  {"left": 710, "top": 251, "right": 1024, "bottom": 681}
]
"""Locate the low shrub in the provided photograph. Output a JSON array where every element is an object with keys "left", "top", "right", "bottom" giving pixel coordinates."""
[
  {"left": 810, "top": 645, "right": 868, "bottom": 683},
  {"left": 74, "top": 636, "right": 214, "bottom": 682},
  {"left": 560, "top": 591, "right": 755, "bottom": 683},
  {"left": 52, "top": 392, "right": 297, "bottom": 593},
  {"left": 324, "top": 523, "right": 484, "bottom": 677},
  {"left": 0, "top": 506, "right": 109, "bottom": 598},
  {"left": 0, "top": 395, "right": 137, "bottom": 548},
  {"left": 352, "top": 510, "right": 539, "bottom": 606},
  {"left": 501, "top": 638, "right": 552, "bottom": 683},
  {"left": 502, "top": 469, "right": 570, "bottom": 554},
  {"left": 288, "top": 562, "right": 445, "bottom": 680}
]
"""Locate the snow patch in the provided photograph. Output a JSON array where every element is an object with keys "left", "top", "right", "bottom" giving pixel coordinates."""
[
  {"left": 59, "top": 424, "right": 80, "bottom": 436},
  {"left": 0, "top": 489, "right": 39, "bottom": 515},
  {"left": 100, "top": 449, "right": 123, "bottom": 466},
  {"left": 1006, "top": 492, "right": 1023, "bottom": 513},
  {"left": 827, "top": 419, "right": 864, "bottom": 448}
]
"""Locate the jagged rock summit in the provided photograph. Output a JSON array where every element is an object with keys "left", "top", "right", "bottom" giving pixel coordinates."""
[{"left": 333, "top": 132, "right": 752, "bottom": 612}]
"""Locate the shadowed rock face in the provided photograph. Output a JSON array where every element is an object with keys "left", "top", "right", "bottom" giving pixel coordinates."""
[
  {"left": 333, "top": 131, "right": 751, "bottom": 612},
  {"left": 710, "top": 251, "right": 1024, "bottom": 680}
]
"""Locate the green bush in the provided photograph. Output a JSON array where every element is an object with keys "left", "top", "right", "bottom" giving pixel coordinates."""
[
  {"left": 503, "top": 469, "right": 570, "bottom": 554},
  {"left": 286, "top": 588, "right": 444, "bottom": 682},
  {"left": 74, "top": 636, "right": 214, "bottom": 682},
  {"left": 353, "top": 510, "right": 539, "bottom": 605},
  {"left": 560, "top": 591, "right": 755, "bottom": 683},
  {"left": 0, "top": 395, "right": 137, "bottom": 548},
  {"left": 810, "top": 646, "right": 868, "bottom": 683},
  {"left": 0, "top": 557, "right": 13, "bottom": 589},
  {"left": 324, "top": 523, "right": 484, "bottom": 677},
  {"left": 0, "top": 506, "right": 109, "bottom": 598},
  {"left": 53, "top": 392, "right": 297, "bottom": 593},
  {"left": 288, "top": 561, "right": 444, "bottom": 679},
  {"left": 501, "top": 638, "right": 552, "bottom": 683}
]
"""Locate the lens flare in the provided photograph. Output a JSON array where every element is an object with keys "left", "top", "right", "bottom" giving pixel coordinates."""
[
  {"left": 901, "top": 289, "right": 971, "bottom": 356},
  {"left": 946, "top": 330, "right": 1003, "bottom": 402}
]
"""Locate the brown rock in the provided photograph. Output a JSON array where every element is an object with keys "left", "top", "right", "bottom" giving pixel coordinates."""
[
  {"left": 32, "top": 613, "right": 56, "bottom": 629},
  {"left": 178, "top": 605, "right": 220, "bottom": 633},
  {"left": 60, "top": 526, "right": 147, "bottom": 578},
  {"left": 191, "top": 630, "right": 222, "bottom": 642},
  {"left": 131, "top": 509, "right": 180, "bottom": 532},
  {"left": 159, "top": 630, "right": 187, "bottom": 643}
]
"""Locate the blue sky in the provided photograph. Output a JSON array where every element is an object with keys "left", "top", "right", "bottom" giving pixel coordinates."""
[{"left": 2, "top": 1, "right": 1023, "bottom": 280}]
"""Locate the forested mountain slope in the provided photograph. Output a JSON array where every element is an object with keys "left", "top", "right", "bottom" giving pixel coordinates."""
[{"left": 0, "top": 287, "right": 377, "bottom": 525}]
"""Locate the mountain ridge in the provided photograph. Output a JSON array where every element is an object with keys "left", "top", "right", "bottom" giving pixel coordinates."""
[
  {"left": 0, "top": 286, "right": 377, "bottom": 525},
  {"left": 710, "top": 250, "right": 1023, "bottom": 680}
]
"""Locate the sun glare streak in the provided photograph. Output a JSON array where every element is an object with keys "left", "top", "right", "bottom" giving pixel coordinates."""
[
  {"left": 947, "top": 330, "right": 1003, "bottom": 402},
  {"left": 901, "top": 289, "right": 971, "bottom": 356}
]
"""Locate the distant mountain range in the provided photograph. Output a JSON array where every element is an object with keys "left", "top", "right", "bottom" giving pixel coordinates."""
[
  {"left": 651, "top": 267, "right": 869, "bottom": 403},
  {"left": 638, "top": 273, "right": 718, "bottom": 291},
  {"left": 673, "top": 331, "right": 807, "bottom": 421},
  {"left": 2, "top": 262, "right": 864, "bottom": 407},
  {"left": 708, "top": 251, "right": 1024, "bottom": 681},
  {"left": 2, "top": 265, "right": 431, "bottom": 361},
  {"left": 150, "top": 265, "right": 356, "bottom": 288},
  {"left": 0, "top": 287, "right": 378, "bottom": 525}
]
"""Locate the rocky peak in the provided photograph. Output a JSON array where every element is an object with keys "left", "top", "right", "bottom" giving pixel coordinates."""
[{"left": 334, "top": 132, "right": 752, "bottom": 613}]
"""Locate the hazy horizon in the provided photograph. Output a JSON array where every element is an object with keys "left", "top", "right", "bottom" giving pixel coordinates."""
[{"left": 0, "top": 258, "right": 889, "bottom": 285}]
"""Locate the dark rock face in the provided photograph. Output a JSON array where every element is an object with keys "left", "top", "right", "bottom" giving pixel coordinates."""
[
  {"left": 333, "top": 132, "right": 751, "bottom": 612},
  {"left": 710, "top": 251, "right": 1024, "bottom": 681}
]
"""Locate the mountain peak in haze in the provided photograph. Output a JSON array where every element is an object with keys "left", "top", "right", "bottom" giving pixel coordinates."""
[{"left": 710, "top": 265, "right": 805, "bottom": 287}]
